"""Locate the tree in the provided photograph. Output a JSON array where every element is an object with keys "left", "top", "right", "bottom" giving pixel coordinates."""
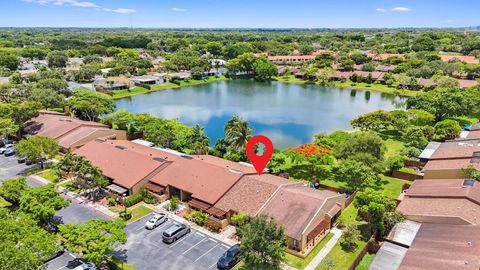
[
  {"left": 143, "top": 119, "right": 194, "bottom": 151},
  {"left": 58, "top": 219, "right": 127, "bottom": 265},
  {"left": 0, "top": 209, "right": 59, "bottom": 270},
  {"left": 29, "top": 88, "right": 65, "bottom": 110},
  {"left": 68, "top": 90, "right": 115, "bottom": 121},
  {"left": 186, "top": 124, "right": 210, "bottom": 155},
  {"left": 15, "top": 136, "right": 60, "bottom": 169},
  {"left": 101, "top": 109, "right": 134, "bottom": 130},
  {"left": 239, "top": 216, "right": 286, "bottom": 270},
  {"left": 0, "top": 52, "right": 19, "bottom": 70},
  {"left": 341, "top": 224, "right": 361, "bottom": 250},
  {"left": 334, "top": 131, "right": 386, "bottom": 164},
  {"left": 47, "top": 50, "right": 68, "bottom": 68},
  {"left": 254, "top": 58, "right": 277, "bottom": 80},
  {"left": 9, "top": 72, "right": 22, "bottom": 84},
  {"left": 334, "top": 159, "right": 379, "bottom": 190},
  {"left": 206, "top": 41, "right": 223, "bottom": 57},
  {"left": 0, "top": 177, "right": 28, "bottom": 205},
  {"left": 351, "top": 110, "right": 393, "bottom": 131},
  {"left": 304, "top": 67, "right": 319, "bottom": 81},
  {"left": 434, "top": 119, "right": 462, "bottom": 141},
  {"left": 19, "top": 183, "right": 69, "bottom": 224},
  {"left": 0, "top": 117, "right": 19, "bottom": 138},
  {"left": 224, "top": 116, "right": 253, "bottom": 152},
  {"left": 407, "top": 88, "right": 475, "bottom": 121},
  {"left": 354, "top": 188, "right": 396, "bottom": 231},
  {"left": 402, "top": 126, "right": 428, "bottom": 148},
  {"left": 224, "top": 42, "right": 253, "bottom": 59},
  {"left": 36, "top": 78, "right": 70, "bottom": 96}
]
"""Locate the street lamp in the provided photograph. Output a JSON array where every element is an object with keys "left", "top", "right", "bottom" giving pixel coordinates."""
[{"left": 123, "top": 193, "right": 127, "bottom": 218}]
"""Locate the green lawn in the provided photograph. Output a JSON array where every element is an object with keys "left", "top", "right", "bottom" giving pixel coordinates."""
[
  {"left": 111, "top": 76, "right": 228, "bottom": 99},
  {"left": 0, "top": 197, "right": 12, "bottom": 208},
  {"left": 274, "top": 75, "right": 308, "bottom": 84},
  {"left": 321, "top": 176, "right": 407, "bottom": 199},
  {"left": 316, "top": 204, "right": 371, "bottom": 270},
  {"left": 355, "top": 253, "right": 375, "bottom": 270},
  {"left": 284, "top": 232, "right": 334, "bottom": 269},
  {"left": 127, "top": 205, "right": 153, "bottom": 224},
  {"left": 109, "top": 257, "right": 136, "bottom": 270},
  {"left": 37, "top": 169, "right": 60, "bottom": 183},
  {"left": 331, "top": 81, "right": 418, "bottom": 97},
  {"left": 59, "top": 181, "right": 81, "bottom": 193}
]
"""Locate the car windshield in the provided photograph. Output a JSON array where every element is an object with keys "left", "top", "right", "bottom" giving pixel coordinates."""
[{"left": 149, "top": 216, "right": 159, "bottom": 222}]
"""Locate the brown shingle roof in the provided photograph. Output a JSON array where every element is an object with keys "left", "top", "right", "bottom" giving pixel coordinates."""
[
  {"left": 149, "top": 156, "right": 245, "bottom": 205},
  {"left": 214, "top": 174, "right": 294, "bottom": 216},
  {"left": 398, "top": 223, "right": 480, "bottom": 270},
  {"left": 74, "top": 140, "right": 170, "bottom": 189},
  {"left": 259, "top": 184, "right": 339, "bottom": 240},
  {"left": 457, "top": 79, "right": 479, "bottom": 88},
  {"left": 397, "top": 179, "right": 480, "bottom": 225}
]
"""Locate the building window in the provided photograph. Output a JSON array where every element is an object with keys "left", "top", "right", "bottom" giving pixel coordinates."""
[{"left": 293, "top": 239, "right": 299, "bottom": 248}]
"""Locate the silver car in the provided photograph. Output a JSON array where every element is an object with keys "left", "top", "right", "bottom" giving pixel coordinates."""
[
  {"left": 145, "top": 213, "right": 168, "bottom": 230},
  {"left": 162, "top": 223, "right": 191, "bottom": 244},
  {"left": 0, "top": 144, "right": 13, "bottom": 154}
]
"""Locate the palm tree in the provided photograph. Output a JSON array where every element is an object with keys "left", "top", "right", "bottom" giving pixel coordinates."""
[
  {"left": 224, "top": 116, "right": 253, "bottom": 151},
  {"left": 189, "top": 125, "right": 210, "bottom": 154}
]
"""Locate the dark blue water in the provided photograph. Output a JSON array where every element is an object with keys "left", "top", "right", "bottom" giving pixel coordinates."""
[{"left": 115, "top": 80, "right": 405, "bottom": 149}]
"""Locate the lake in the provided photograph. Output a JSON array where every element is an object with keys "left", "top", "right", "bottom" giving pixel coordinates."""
[{"left": 115, "top": 80, "right": 405, "bottom": 149}]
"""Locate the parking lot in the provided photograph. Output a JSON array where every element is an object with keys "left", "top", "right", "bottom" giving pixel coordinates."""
[
  {"left": 115, "top": 214, "right": 231, "bottom": 270},
  {"left": 45, "top": 252, "right": 77, "bottom": 270},
  {"left": 0, "top": 154, "right": 35, "bottom": 182}
]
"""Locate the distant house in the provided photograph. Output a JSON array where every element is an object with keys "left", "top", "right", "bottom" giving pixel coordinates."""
[
  {"left": 24, "top": 111, "right": 126, "bottom": 152},
  {"left": 94, "top": 76, "right": 132, "bottom": 92},
  {"left": 457, "top": 79, "right": 479, "bottom": 88},
  {"left": 166, "top": 72, "right": 192, "bottom": 80},
  {"left": 367, "top": 53, "right": 404, "bottom": 61},
  {"left": 440, "top": 54, "right": 479, "bottom": 64},
  {"left": 267, "top": 55, "right": 316, "bottom": 64},
  {"left": 130, "top": 75, "right": 165, "bottom": 86},
  {"left": 376, "top": 65, "right": 396, "bottom": 72}
]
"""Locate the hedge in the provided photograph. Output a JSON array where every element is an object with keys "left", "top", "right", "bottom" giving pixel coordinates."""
[{"left": 124, "top": 194, "right": 143, "bottom": 207}]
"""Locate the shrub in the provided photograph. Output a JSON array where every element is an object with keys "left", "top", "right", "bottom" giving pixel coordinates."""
[
  {"left": 385, "top": 156, "right": 405, "bottom": 175},
  {"left": 168, "top": 196, "right": 180, "bottom": 211},
  {"left": 107, "top": 197, "right": 116, "bottom": 206},
  {"left": 119, "top": 211, "right": 132, "bottom": 221},
  {"left": 124, "top": 194, "right": 143, "bottom": 207},
  {"left": 187, "top": 210, "right": 209, "bottom": 226},
  {"left": 231, "top": 211, "right": 249, "bottom": 226},
  {"left": 141, "top": 188, "right": 158, "bottom": 205},
  {"left": 400, "top": 147, "right": 421, "bottom": 158}
]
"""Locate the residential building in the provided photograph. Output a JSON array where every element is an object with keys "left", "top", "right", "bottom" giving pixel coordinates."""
[
  {"left": 440, "top": 54, "right": 479, "bottom": 64},
  {"left": 25, "top": 111, "right": 126, "bottom": 152},
  {"left": 367, "top": 53, "right": 404, "bottom": 61},
  {"left": 421, "top": 139, "right": 480, "bottom": 179},
  {"left": 130, "top": 75, "right": 165, "bottom": 86},
  {"left": 94, "top": 76, "right": 132, "bottom": 92},
  {"left": 369, "top": 221, "right": 480, "bottom": 270},
  {"left": 397, "top": 179, "right": 480, "bottom": 225},
  {"left": 267, "top": 55, "right": 316, "bottom": 64}
]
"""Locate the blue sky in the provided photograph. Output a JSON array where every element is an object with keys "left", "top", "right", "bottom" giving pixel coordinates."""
[{"left": 1, "top": 0, "right": 478, "bottom": 28}]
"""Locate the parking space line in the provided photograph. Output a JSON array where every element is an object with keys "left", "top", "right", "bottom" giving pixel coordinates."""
[
  {"left": 195, "top": 232, "right": 204, "bottom": 237},
  {"left": 221, "top": 244, "right": 230, "bottom": 248},
  {"left": 169, "top": 232, "right": 194, "bottom": 248},
  {"left": 209, "top": 262, "right": 218, "bottom": 269},
  {"left": 182, "top": 238, "right": 207, "bottom": 255},
  {"left": 194, "top": 243, "right": 219, "bottom": 262},
  {"left": 207, "top": 238, "right": 218, "bottom": 243}
]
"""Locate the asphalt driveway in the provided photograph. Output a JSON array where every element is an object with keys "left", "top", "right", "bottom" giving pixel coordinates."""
[
  {"left": 115, "top": 214, "right": 231, "bottom": 270},
  {"left": 0, "top": 154, "right": 35, "bottom": 181}
]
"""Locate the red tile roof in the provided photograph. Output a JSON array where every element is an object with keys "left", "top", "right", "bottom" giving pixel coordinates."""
[
  {"left": 367, "top": 53, "right": 405, "bottom": 60},
  {"left": 457, "top": 79, "right": 479, "bottom": 88}
]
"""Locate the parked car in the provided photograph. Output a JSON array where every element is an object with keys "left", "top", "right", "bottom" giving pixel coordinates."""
[
  {"left": 145, "top": 213, "right": 168, "bottom": 230},
  {"left": 162, "top": 223, "right": 190, "bottom": 243},
  {"left": 217, "top": 244, "right": 241, "bottom": 270},
  {"left": 67, "top": 258, "right": 97, "bottom": 270},
  {"left": 4, "top": 147, "right": 15, "bottom": 156},
  {"left": 0, "top": 144, "right": 13, "bottom": 154}
]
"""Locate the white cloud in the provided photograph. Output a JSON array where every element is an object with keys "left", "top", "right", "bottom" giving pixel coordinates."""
[
  {"left": 20, "top": 0, "right": 135, "bottom": 13},
  {"left": 375, "top": 8, "right": 386, "bottom": 12},
  {"left": 103, "top": 8, "right": 136, "bottom": 14},
  {"left": 391, "top": 7, "right": 411, "bottom": 12},
  {"left": 172, "top": 7, "right": 187, "bottom": 12}
]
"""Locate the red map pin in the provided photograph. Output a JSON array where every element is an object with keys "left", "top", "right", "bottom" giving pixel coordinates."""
[{"left": 246, "top": 135, "right": 274, "bottom": 175}]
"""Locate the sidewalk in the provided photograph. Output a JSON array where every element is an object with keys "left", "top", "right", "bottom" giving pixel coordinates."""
[{"left": 304, "top": 227, "right": 342, "bottom": 270}]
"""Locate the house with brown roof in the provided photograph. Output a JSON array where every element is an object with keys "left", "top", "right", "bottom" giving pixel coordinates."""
[
  {"left": 440, "top": 54, "right": 479, "bottom": 64},
  {"left": 74, "top": 139, "right": 178, "bottom": 195},
  {"left": 94, "top": 76, "right": 132, "bottom": 92},
  {"left": 267, "top": 55, "right": 316, "bottom": 64},
  {"left": 421, "top": 139, "right": 480, "bottom": 179},
  {"left": 397, "top": 179, "right": 480, "bottom": 225},
  {"left": 25, "top": 111, "right": 126, "bottom": 152},
  {"left": 368, "top": 221, "right": 480, "bottom": 270},
  {"left": 214, "top": 174, "right": 345, "bottom": 254},
  {"left": 367, "top": 53, "right": 405, "bottom": 61}
]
